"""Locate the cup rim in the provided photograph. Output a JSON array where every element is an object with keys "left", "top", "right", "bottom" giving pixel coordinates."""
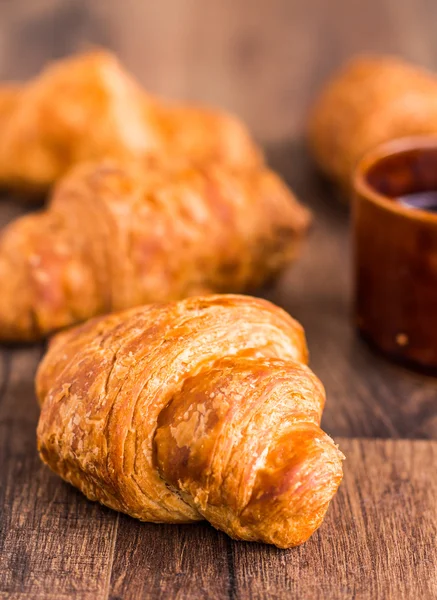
[{"left": 353, "top": 135, "right": 437, "bottom": 223}]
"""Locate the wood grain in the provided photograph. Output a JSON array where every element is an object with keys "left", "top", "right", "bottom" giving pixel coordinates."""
[
  {"left": 109, "top": 439, "right": 437, "bottom": 600},
  {"left": 108, "top": 519, "right": 232, "bottom": 600},
  {"left": 0, "top": 0, "right": 437, "bottom": 598},
  {"left": 1, "top": 424, "right": 436, "bottom": 598},
  {"left": 0, "top": 348, "right": 119, "bottom": 600}
]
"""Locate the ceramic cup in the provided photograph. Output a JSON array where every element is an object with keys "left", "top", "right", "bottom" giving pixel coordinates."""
[{"left": 353, "top": 136, "right": 437, "bottom": 371}]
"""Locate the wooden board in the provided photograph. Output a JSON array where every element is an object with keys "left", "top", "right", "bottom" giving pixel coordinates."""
[
  {"left": 108, "top": 439, "right": 437, "bottom": 600},
  {"left": 1, "top": 406, "right": 436, "bottom": 600},
  {"left": 1, "top": 0, "right": 437, "bottom": 598}
]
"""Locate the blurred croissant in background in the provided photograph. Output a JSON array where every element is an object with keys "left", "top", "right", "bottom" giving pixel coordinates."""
[
  {"left": 0, "top": 50, "right": 262, "bottom": 195},
  {"left": 0, "top": 156, "right": 310, "bottom": 341},
  {"left": 308, "top": 55, "right": 437, "bottom": 193}
]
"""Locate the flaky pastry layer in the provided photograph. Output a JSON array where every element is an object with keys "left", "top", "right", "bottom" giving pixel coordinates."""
[
  {"left": 0, "top": 51, "right": 262, "bottom": 194},
  {"left": 0, "top": 157, "right": 310, "bottom": 340},
  {"left": 37, "top": 294, "right": 344, "bottom": 548}
]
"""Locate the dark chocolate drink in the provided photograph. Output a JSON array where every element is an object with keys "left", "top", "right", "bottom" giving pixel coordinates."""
[{"left": 398, "top": 191, "right": 437, "bottom": 213}]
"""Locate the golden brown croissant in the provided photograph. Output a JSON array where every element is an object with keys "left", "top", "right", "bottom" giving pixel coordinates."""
[
  {"left": 0, "top": 51, "right": 261, "bottom": 194},
  {"left": 0, "top": 85, "right": 19, "bottom": 123},
  {"left": 308, "top": 55, "right": 437, "bottom": 192},
  {"left": 36, "top": 294, "right": 344, "bottom": 548},
  {"left": 0, "top": 157, "right": 310, "bottom": 341}
]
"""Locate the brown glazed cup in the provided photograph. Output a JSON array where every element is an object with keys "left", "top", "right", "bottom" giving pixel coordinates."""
[{"left": 353, "top": 136, "right": 437, "bottom": 371}]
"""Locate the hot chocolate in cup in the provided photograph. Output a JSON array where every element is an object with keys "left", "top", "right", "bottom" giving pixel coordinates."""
[{"left": 353, "top": 136, "right": 437, "bottom": 371}]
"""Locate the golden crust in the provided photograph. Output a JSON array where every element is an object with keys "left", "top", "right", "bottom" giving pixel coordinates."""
[
  {"left": 0, "top": 84, "right": 20, "bottom": 122},
  {"left": 308, "top": 55, "right": 437, "bottom": 192},
  {"left": 0, "top": 156, "right": 310, "bottom": 341},
  {"left": 0, "top": 51, "right": 262, "bottom": 194},
  {"left": 154, "top": 101, "right": 262, "bottom": 168},
  {"left": 36, "top": 294, "right": 344, "bottom": 548}
]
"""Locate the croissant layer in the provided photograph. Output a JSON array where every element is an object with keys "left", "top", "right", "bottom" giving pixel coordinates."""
[
  {"left": 37, "top": 295, "right": 344, "bottom": 548},
  {"left": 308, "top": 55, "right": 437, "bottom": 191},
  {"left": 0, "top": 157, "right": 310, "bottom": 341},
  {"left": 0, "top": 51, "right": 261, "bottom": 194}
]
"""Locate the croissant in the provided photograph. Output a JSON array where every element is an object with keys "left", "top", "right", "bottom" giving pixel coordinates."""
[
  {"left": 0, "top": 156, "right": 310, "bottom": 341},
  {"left": 0, "top": 85, "right": 19, "bottom": 124},
  {"left": 308, "top": 55, "right": 437, "bottom": 192},
  {"left": 36, "top": 294, "right": 344, "bottom": 548},
  {"left": 0, "top": 51, "right": 261, "bottom": 195}
]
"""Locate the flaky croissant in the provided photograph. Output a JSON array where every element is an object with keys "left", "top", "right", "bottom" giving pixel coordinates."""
[
  {"left": 0, "top": 157, "right": 310, "bottom": 341},
  {"left": 308, "top": 55, "right": 437, "bottom": 192},
  {"left": 36, "top": 294, "right": 344, "bottom": 548},
  {"left": 0, "top": 51, "right": 261, "bottom": 194}
]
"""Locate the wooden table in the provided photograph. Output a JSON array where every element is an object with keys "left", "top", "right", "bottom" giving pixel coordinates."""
[{"left": 1, "top": 1, "right": 436, "bottom": 598}]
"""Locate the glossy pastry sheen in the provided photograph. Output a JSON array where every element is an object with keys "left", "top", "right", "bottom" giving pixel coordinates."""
[
  {"left": 0, "top": 51, "right": 261, "bottom": 194},
  {"left": 308, "top": 55, "right": 437, "bottom": 192},
  {"left": 36, "top": 294, "right": 344, "bottom": 548},
  {"left": 0, "top": 157, "right": 310, "bottom": 341}
]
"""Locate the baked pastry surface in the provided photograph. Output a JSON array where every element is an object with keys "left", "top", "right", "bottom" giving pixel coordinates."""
[
  {"left": 37, "top": 294, "right": 344, "bottom": 548},
  {"left": 0, "top": 51, "right": 262, "bottom": 194},
  {"left": 0, "top": 157, "right": 310, "bottom": 340},
  {"left": 308, "top": 55, "right": 437, "bottom": 191}
]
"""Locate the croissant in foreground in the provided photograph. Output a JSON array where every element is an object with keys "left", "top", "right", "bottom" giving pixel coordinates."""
[
  {"left": 0, "top": 157, "right": 310, "bottom": 341},
  {"left": 308, "top": 55, "right": 437, "bottom": 192},
  {"left": 0, "top": 50, "right": 261, "bottom": 194},
  {"left": 36, "top": 295, "right": 344, "bottom": 548}
]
